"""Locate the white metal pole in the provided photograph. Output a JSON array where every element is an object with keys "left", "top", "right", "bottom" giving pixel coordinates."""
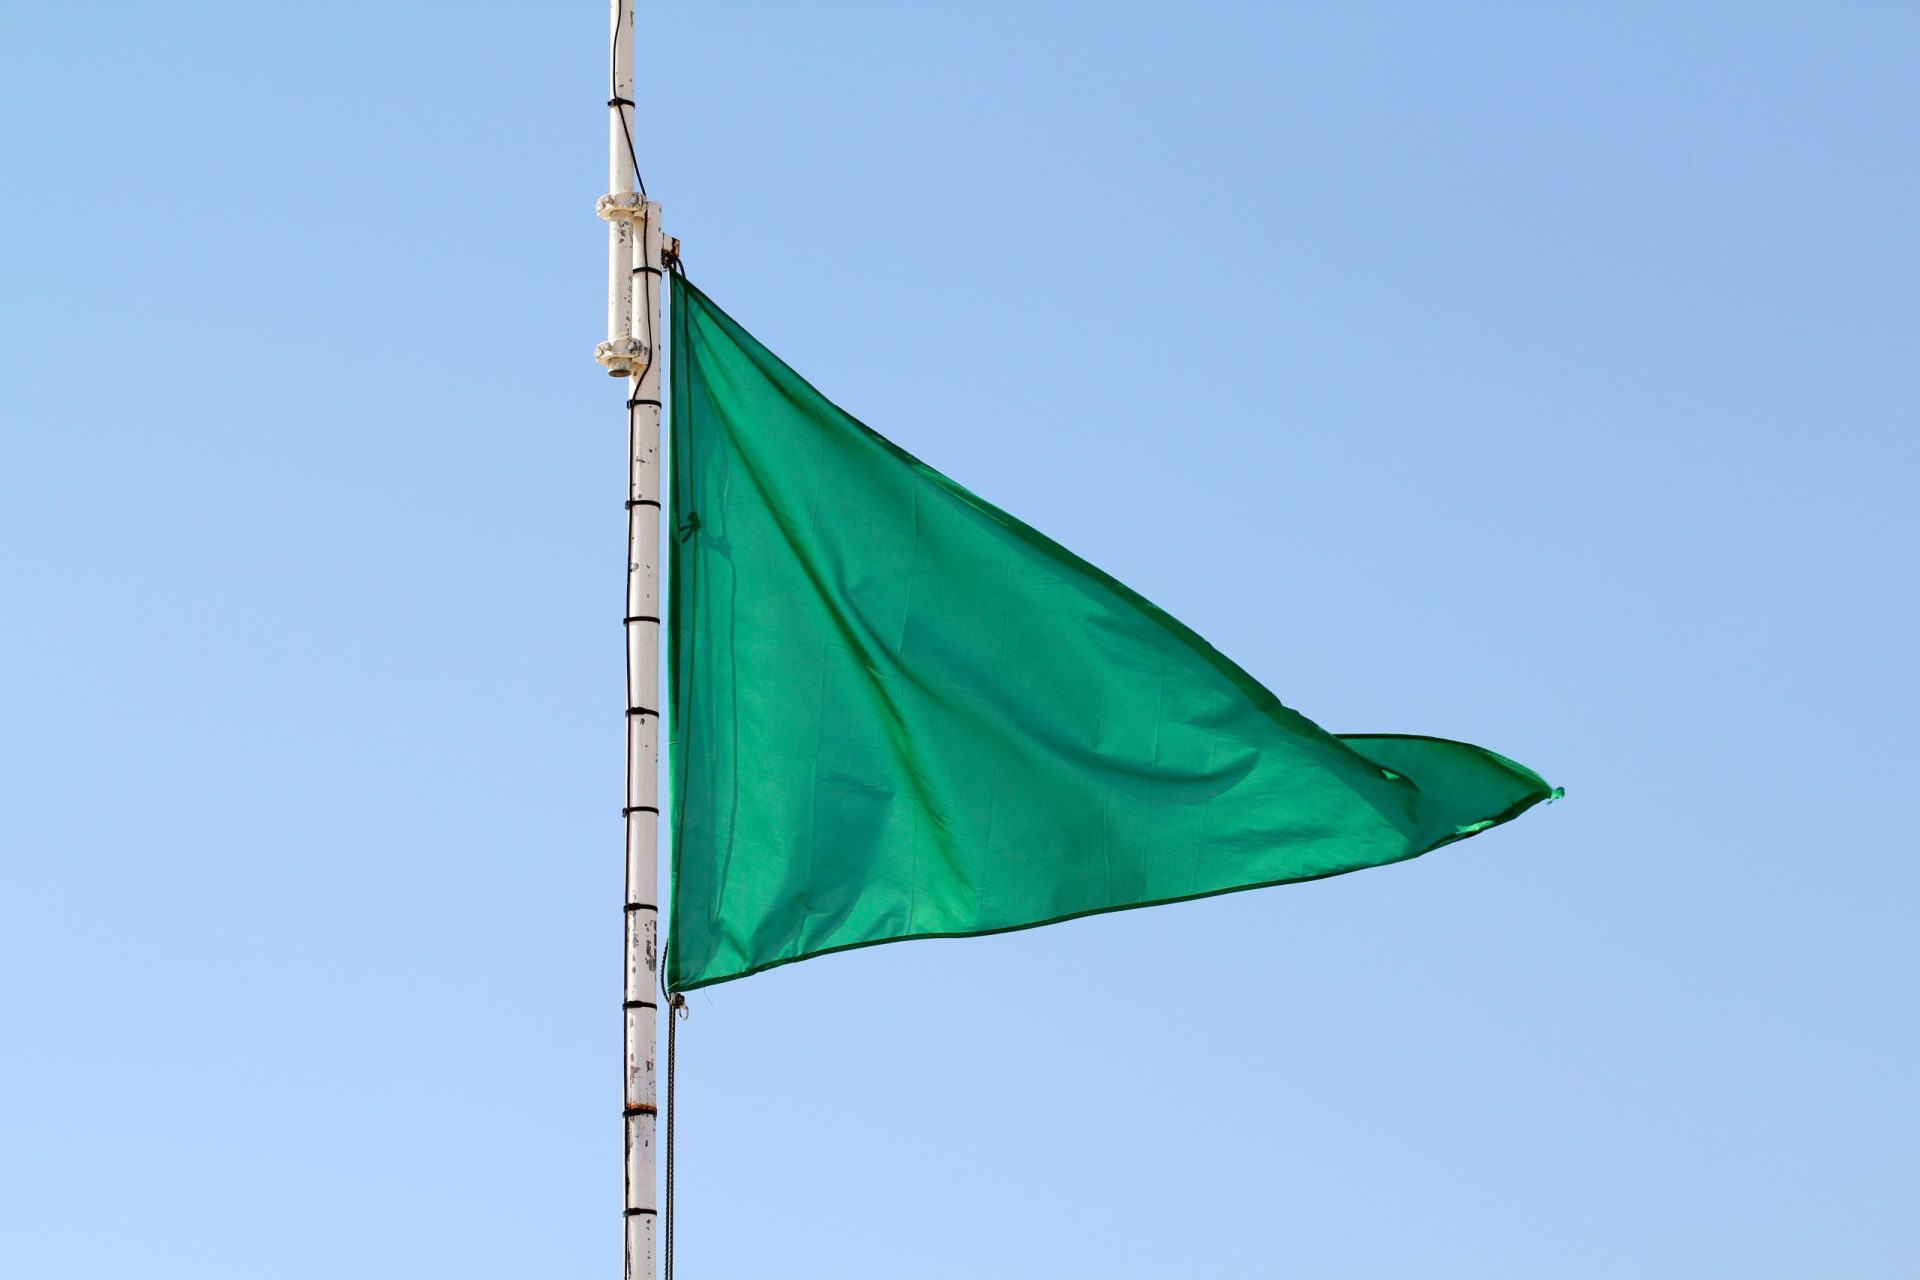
[
  {"left": 596, "top": 2, "right": 663, "bottom": 1278},
  {"left": 596, "top": 0, "right": 642, "bottom": 378},
  {"left": 621, "top": 200, "right": 664, "bottom": 1280}
]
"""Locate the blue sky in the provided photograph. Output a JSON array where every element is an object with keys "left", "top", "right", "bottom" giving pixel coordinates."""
[{"left": 2, "top": 3, "right": 1916, "bottom": 1277}]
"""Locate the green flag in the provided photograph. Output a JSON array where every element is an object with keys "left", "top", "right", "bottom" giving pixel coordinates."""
[{"left": 666, "top": 275, "right": 1556, "bottom": 993}]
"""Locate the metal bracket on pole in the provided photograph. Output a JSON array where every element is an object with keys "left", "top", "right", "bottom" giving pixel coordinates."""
[
  {"left": 597, "top": 193, "right": 655, "bottom": 377},
  {"left": 597, "top": 191, "right": 649, "bottom": 221},
  {"left": 596, "top": 336, "right": 650, "bottom": 378}
]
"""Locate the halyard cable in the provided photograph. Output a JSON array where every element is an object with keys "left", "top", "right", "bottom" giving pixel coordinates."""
[
  {"left": 665, "top": 993, "right": 688, "bottom": 1280},
  {"left": 609, "top": 0, "right": 648, "bottom": 200},
  {"left": 658, "top": 262, "right": 692, "bottom": 1280}
]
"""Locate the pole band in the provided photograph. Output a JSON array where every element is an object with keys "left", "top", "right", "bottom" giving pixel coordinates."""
[
  {"left": 608, "top": 97, "right": 635, "bottom": 109},
  {"left": 627, "top": 397, "right": 663, "bottom": 409},
  {"left": 627, "top": 706, "right": 658, "bottom": 718},
  {"left": 624, "top": 1208, "right": 658, "bottom": 1217},
  {"left": 624, "top": 999, "right": 658, "bottom": 1011},
  {"left": 625, "top": 902, "right": 658, "bottom": 913},
  {"left": 623, "top": 616, "right": 660, "bottom": 625},
  {"left": 625, "top": 1103, "right": 658, "bottom": 1117},
  {"left": 623, "top": 804, "right": 660, "bottom": 816},
  {"left": 626, "top": 498, "right": 661, "bottom": 510}
]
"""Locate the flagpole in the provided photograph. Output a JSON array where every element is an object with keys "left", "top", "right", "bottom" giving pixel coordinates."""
[{"left": 595, "top": 1, "right": 664, "bottom": 1276}]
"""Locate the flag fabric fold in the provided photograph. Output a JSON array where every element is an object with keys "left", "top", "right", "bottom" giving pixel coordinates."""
[{"left": 665, "top": 274, "right": 1556, "bottom": 993}]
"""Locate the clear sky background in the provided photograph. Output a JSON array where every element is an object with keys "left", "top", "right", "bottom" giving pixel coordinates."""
[{"left": 3, "top": 3, "right": 1916, "bottom": 1277}]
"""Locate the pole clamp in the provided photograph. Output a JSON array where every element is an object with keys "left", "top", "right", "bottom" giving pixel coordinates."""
[
  {"left": 595, "top": 337, "right": 651, "bottom": 377},
  {"left": 596, "top": 192, "right": 651, "bottom": 223}
]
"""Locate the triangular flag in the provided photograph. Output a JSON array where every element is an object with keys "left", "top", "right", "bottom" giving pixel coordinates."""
[{"left": 666, "top": 275, "right": 1556, "bottom": 992}]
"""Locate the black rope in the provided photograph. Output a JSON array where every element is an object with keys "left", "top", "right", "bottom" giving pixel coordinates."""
[
  {"left": 636, "top": 209, "right": 657, "bottom": 385},
  {"left": 607, "top": 3, "right": 647, "bottom": 200},
  {"left": 665, "top": 992, "right": 688, "bottom": 1280},
  {"left": 658, "top": 211, "right": 690, "bottom": 1280}
]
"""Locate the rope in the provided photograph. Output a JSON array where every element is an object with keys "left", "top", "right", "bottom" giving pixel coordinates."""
[
  {"left": 608, "top": 0, "right": 648, "bottom": 199},
  {"left": 635, "top": 203, "right": 656, "bottom": 386},
  {"left": 665, "top": 992, "right": 688, "bottom": 1280}
]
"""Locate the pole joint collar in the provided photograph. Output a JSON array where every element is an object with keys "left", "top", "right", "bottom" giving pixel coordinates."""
[
  {"left": 596, "top": 192, "right": 652, "bottom": 223},
  {"left": 595, "top": 337, "right": 651, "bottom": 377}
]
